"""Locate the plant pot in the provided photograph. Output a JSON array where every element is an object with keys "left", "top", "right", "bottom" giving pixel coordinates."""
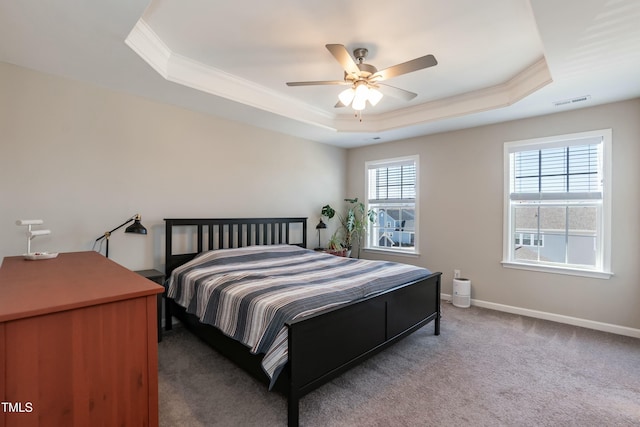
[{"left": 327, "top": 249, "right": 347, "bottom": 257}]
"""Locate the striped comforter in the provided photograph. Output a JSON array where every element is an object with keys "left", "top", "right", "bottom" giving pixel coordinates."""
[{"left": 166, "top": 245, "right": 431, "bottom": 387}]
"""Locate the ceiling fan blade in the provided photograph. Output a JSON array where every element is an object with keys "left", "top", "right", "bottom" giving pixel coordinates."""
[
  {"left": 378, "top": 83, "right": 418, "bottom": 101},
  {"left": 372, "top": 54, "right": 437, "bottom": 81},
  {"left": 334, "top": 100, "right": 346, "bottom": 108},
  {"left": 325, "top": 44, "right": 361, "bottom": 77},
  {"left": 286, "top": 80, "right": 348, "bottom": 86}
]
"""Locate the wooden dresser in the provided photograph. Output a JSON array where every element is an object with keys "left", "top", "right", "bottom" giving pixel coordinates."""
[{"left": 0, "top": 251, "right": 164, "bottom": 427}]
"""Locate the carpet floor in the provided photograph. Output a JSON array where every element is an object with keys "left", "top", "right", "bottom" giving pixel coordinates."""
[{"left": 158, "top": 302, "right": 640, "bottom": 426}]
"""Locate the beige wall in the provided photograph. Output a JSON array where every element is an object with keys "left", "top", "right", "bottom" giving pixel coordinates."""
[
  {"left": 347, "top": 99, "right": 640, "bottom": 330},
  {"left": 0, "top": 62, "right": 346, "bottom": 270}
]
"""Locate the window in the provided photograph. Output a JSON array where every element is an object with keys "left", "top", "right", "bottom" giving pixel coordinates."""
[
  {"left": 503, "top": 129, "right": 612, "bottom": 278},
  {"left": 366, "top": 156, "right": 418, "bottom": 255}
]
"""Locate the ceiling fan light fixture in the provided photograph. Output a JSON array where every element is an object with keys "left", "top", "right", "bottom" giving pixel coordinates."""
[
  {"left": 338, "top": 88, "right": 355, "bottom": 106},
  {"left": 352, "top": 82, "right": 370, "bottom": 110},
  {"left": 368, "top": 88, "right": 383, "bottom": 106},
  {"left": 351, "top": 96, "right": 367, "bottom": 111}
]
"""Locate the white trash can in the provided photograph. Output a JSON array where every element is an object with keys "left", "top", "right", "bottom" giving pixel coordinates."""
[{"left": 452, "top": 278, "right": 471, "bottom": 308}]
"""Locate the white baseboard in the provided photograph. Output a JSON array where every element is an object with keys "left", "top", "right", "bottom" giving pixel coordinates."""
[{"left": 440, "top": 293, "right": 640, "bottom": 339}]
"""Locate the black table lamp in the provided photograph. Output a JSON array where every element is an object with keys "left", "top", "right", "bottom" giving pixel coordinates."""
[
  {"left": 94, "top": 214, "right": 147, "bottom": 257},
  {"left": 315, "top": 219, "right": 327, "bottom": 249}
]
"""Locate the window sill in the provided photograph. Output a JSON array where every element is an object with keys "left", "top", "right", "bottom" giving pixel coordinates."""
[
  {"left": 501, "top": 261, "right": 613, "bottom": 279},
  {"left": 364, "top": 248, "right": 420, "bottom": 258}
]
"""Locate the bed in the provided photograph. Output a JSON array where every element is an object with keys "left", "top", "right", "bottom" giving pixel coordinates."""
[{"left": 164, "top": 217, "right": 442, "bottom": 426}]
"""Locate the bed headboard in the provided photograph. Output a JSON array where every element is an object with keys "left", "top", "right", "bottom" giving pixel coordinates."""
[{"left": 164, "top": 217, "right": 307, "bottom": 275}]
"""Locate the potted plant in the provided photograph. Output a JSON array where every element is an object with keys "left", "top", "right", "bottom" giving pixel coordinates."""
[
  {"left": 321, "top": 198, "right": 375, "bottom": 258},
  {"left": 341, "top": 198, "right": 376, "bottom": 258},
  {"left": 326, "top": 231, "right": 346, "bottom": 257}
]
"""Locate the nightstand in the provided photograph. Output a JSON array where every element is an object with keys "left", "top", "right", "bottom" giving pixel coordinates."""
[{"left": 135, "top": 269, "right": 165, "bottom": 342}]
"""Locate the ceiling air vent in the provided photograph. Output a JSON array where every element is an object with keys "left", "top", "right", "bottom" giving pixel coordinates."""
[{"left": 553, "top": 95, "right": 591, "bottom": 107}]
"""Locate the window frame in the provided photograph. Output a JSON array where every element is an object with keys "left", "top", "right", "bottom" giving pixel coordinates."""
[
  {"left": 502, "top": 129, "right": 613, "bottom": 278},
  {"left": 365, "top": 155, "right": 419, "bottom": 256}
]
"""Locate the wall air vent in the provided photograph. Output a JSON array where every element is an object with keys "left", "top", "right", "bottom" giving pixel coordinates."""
[{"left": 553, "top": 95, "right": 591, "bottom": 107}]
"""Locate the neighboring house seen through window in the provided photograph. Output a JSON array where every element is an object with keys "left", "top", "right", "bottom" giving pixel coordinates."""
[
  {"left": 503, "top": 129, "right": 612, "bottom": 278},
  {"left": 366, "top": 156, "right": 418, "bottom": 255}
]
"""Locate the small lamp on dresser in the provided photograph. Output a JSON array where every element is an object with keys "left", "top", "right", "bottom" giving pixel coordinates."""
[
  {"left": 94, "top": 214, "right": 147, "bottom": 258},
  {"left": 16, "top": 219, "right": 52, "bottom": 255}
]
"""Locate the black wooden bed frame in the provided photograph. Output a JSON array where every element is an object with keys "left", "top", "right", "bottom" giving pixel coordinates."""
[{"left": 164, "top": 217, "right": 442, "bottom": 427}]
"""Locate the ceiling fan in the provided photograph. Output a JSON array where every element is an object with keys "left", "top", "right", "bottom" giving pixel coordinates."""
[{"left": 286, "top": 44, "right": 438, "bottom": 112}]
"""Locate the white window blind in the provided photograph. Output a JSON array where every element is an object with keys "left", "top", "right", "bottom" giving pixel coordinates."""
[
  {"left": 368, "top": 159, "right": 416, "bottom": 202},
  {"left": 510, "top": 143, "right": 602, "bottom": 200}
]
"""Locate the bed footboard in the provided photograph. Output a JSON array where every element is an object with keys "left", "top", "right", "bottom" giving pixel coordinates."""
[{"left": 286, "top": 272, "right": 441, "bottom": 426}]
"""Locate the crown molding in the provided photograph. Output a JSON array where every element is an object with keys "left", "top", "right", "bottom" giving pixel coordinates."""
[
  {"left": 125, "top": 19, "right": 171, "bottom": 79},
  {"left": 167, "top": 52, "right": 336, "bottom": 129}
]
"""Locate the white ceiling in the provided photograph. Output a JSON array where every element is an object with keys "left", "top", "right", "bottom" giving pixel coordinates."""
[{"left": 1, "top": 0, "right": 639, "bottom": 148}]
